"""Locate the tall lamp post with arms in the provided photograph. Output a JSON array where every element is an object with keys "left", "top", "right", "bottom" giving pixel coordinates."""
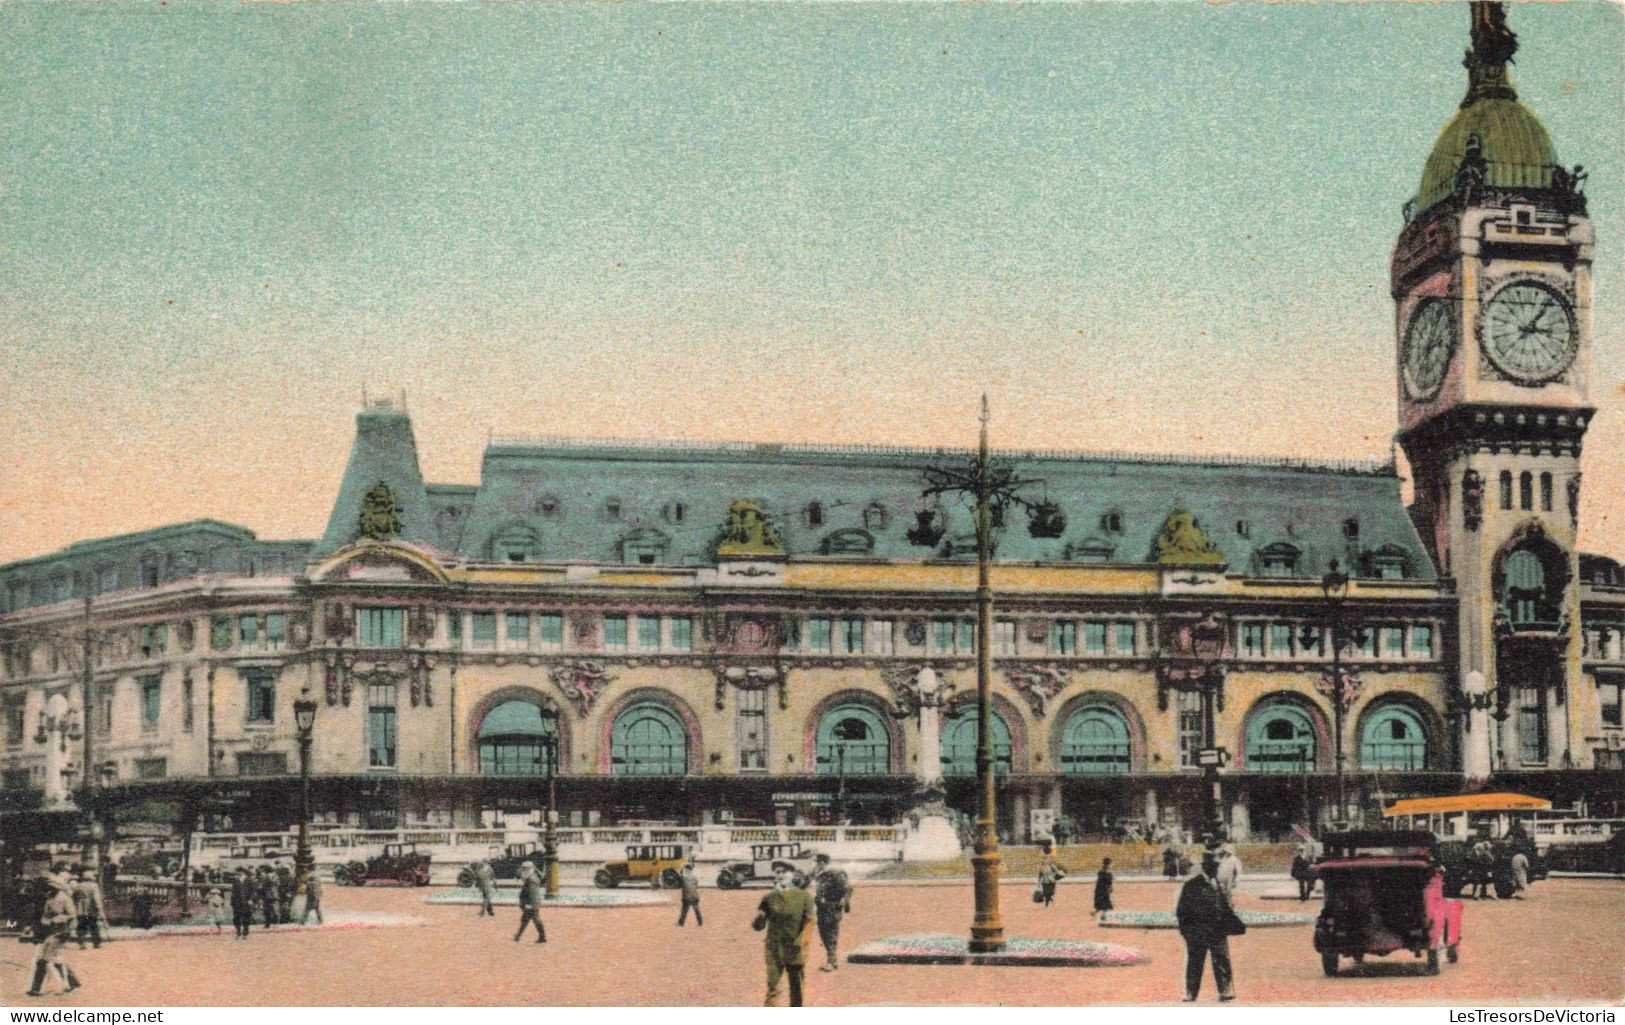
[
  {"left": 293, "top": 689, "right": 318, "bottom": 896},
  {"left": 921, "top": 396, "right": 1043, "bottom": 954},
  {"left": 539, "top": 705, "right": 560, "bottom": 897},
  {"left": 1313, "top": 561, "right": 1366, "bottom": 831}
]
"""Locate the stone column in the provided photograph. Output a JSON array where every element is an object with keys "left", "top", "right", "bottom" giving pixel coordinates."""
[
  {"left": 1463, "top": 670, "right": 1493, "bottom": 781},
  {"left": 916, "top": 674, "right": 944, "bottom": 789}
]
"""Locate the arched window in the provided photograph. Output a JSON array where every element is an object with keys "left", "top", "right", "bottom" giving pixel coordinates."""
[
  {"left": 1500, "top": 471, "right": 1513, "bottom": 511},
  {"left": 490, "top": 526, "right": 538, "bottom": 563},
  {"left": 1244, "top": 704, "right": 1316, "bottom": 772},
  {"left": 815, "top": 704, "right": 890, "bottom": 776},
  {"left": 610, "top": 702, "right": 687, "bottom": 776},
  {"left": 1540, "top": 472, "right": 1553, "bottom": 512},
  {"left": 1359, "top": 704, "right": 1428, "bottom": 770},
  {"left": 1520, "top": 472, "right": 1533, "bottom": 511},
  {"left": 863, "top": 503, "right": 889, "bottom": 532},
  {"left": 805, "top": 502, "right": 825, "bottom": 528},
  {"left": 477, "top": 700, "right": 558, "bottom": 776},
  {"left": 941, "top": 708, "right": 1012, "bottom": 776},
  {"left": 1503, "top": 548, "right": 1555, "bottom": 628},
  {"left": 1059, "top": 704, "right": 1130, "bottom": 775}
]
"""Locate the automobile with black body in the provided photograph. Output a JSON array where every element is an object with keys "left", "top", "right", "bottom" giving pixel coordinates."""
[{"left": 335, "top": 842, "right": 431, "bottom": 886}]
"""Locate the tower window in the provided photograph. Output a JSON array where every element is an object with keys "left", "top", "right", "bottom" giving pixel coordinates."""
[
  {"left": 805, "top": 502, "right": 824, "bottom": 528},
  {"left": 604, "top": 498, "right": 622, "bottom": 522},
  {"left": 1520, "top": 472, "right": 1533, "bottom": 512},
  {"left": 1540, "top": 473, "right": 1553, "bottom": 513},
  {"left": 1343, "top": 518, "right": 1360, "bottom": 540},
  {"left": 1500, "top": 471, "right": 1513, "bottom": 511},
  {"left": 1100, "top": 513, "right": 1124, "bottom": 535},
  {"left": 1235, "top": 520, "right": 1250, "bottom": 538}
]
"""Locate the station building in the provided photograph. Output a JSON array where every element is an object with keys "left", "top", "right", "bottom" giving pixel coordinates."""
[{"left": 1, "top": 3, "right": 1621, "bottom": 845}]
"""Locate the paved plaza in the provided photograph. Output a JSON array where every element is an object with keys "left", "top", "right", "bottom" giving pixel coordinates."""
[{"left": 3, "top": 877, "right": 1621, "bottom": 1006}]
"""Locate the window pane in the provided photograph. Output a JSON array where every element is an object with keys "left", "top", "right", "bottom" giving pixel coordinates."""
[
  {"left": 807, "top": 619, "right": 831, "bottom": 652},
  {"left": 1270, "top": 624, "right": 1292, "bottom": 656},
  {"left": 506, "top": 612, "right": 530, "bottom": 645},
  {"left": 471, "top": 612, "right": 497, "bottom": 642},
  {"left": 958, "top": 620, "right": 975, "bottom": 652},
  {"left": 1411, "top": 625, "right": 1433, "bottom": 658},
  {"left": 141, "top": 678, "right": 161, "bottom": 727},
  {"left": 1051, "top": 621, "right": 1076, "bottom": 655},
  {"left": 669, "top": 617, "right": 692, "bottom": 651},
  {"left": 538, "top": 613, "right": 563, "bottom": 646},
  {"left": 1383, "top": 626, "right": 1406, "bottom": 657},
  {"left": 239, "top": 615, "right": 258, "bottom": 645},
  {"left": 1115, "top": 622, "right": 1136, "bottom": 655},
  {"left": 447, "top": 611, "right": 462, "bottom": 642},
  {"left": 934, "top": 620, "right": 954, "bottom": 652},
  {"left": 603, "top": 615, "right": 628, "bottom": 648},
  {"left": 265, "top": 613, "right": 285, "bottom": 645},
  {"left": 840, "top": 618, "right": 864, "bottom": 654},
  {"left": 370, "top": 706, "right": 397, "bottom": 767},
  {"left": 638, "top": 616, "right": 661, "bottom": 650},
  {"left": 1083, "top": 622, "right": 1106, "bottom": 654}
]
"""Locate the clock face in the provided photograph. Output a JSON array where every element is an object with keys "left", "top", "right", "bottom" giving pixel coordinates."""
[
  {"left": 1402, "top": 299, "right": 1454, "bottom": 400},
  {"left": 1480, "top": 281, "right": 1578, "bottom": 384}
]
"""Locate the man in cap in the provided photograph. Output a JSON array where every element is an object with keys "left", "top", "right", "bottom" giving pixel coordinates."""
[
  {"left": 752, "top": 861, "right": 813, "bottom": 1006},
  {"left": 676, "top": 861, "right": 702, "bottom": 927},
  {"left": 71, "top": 865, "right": 105, "bottom": 950},
  {"left": 809, "top": 852, "right": 851, "bottom": 971},
  {"left": 26, "top": 871, "right": 81, "bottom": 996},
  {"left": 514, "top": 861, "right": 546, "bottom": 943}
]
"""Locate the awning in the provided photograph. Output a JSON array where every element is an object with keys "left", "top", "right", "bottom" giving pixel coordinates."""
[{"left": 1382, "top": 792, "right": 1552, "bottom": 817}]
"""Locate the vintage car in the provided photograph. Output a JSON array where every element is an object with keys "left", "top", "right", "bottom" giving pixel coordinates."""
[
  {"left": 201, "top": 842, "right": 292, "bottom": 878},
  {"left": 715, "top": 842, "right": 817, "bottom": 889},
  {"left": 1544, "top": 829, "right": 1625, "bottom": 875},
  {"left": 594, "top": 844, "right": 688, "bottom": 889},
  {"left": 1436, "top": 834, "right": 1545, "bottom": 899},
  {"left": 103, "top": 877, "right": 213, "bottom": 929},
  {"left": 335, "top": 842, "right": 432, "bottom": 886},
  {"left": 109, "top": 840, "right": 187, "bottom": 880},
  {"left": 457, "top": 843, "right": 544, "bottom": 888},
  {"left": 1313, "top": 831, "right": 1463, "bottom": 977}
]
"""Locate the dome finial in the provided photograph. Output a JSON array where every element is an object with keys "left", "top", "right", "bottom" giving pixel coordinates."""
[{"left": 1462, "top": 1, "right": 1519, "bottom": 107}]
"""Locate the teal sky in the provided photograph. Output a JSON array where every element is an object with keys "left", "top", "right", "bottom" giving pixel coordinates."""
[{"left": 2, "top": 1, "right": 1622, "bottom": 564}]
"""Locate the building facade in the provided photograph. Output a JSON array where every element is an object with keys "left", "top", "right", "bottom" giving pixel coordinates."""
[{"left": 2, "top": 3, "right": 1620, "bottom": 844}]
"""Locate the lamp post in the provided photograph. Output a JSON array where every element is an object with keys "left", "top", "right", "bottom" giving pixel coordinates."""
[
  {"left": 921, "top": 396, "right": 1042, "bottom": 954},
  {"left": 539, "top": 705, "right": 560, "bottom": 897},
  {"left": 293, "top": 690, "right": 318, "bottom": 896},
  {"left": 1316, "top": 560, "right": 1365, "bottom": 832}
]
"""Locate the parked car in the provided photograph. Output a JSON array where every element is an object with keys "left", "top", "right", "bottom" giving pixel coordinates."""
[
  {"left": 203, "top": 842, "right": 291, "bottom": 877},
  {"left": 335, "top": 842, "right": 431, "bottom": 886},
  {"left": 1436, "top": 834, "right": 1545, "bottom": 898},
  {"left": 594, "top": 844, "right": 688, "bottom": 889},
  {"left": 110, "top": 840, "right": 186, "bottom": 880},
  {"left": 104, "top": 877, "right": 213, "bottom": 929},
  {"left": 1543, "top": 831, "right": 1625, "bottom": 875},
  {"left": 1313, "top": 830, "right": 1463, "bottom": 977},
  {"left": 456, "top": 843, "right": 543, "bottom": 888},
  {"left": 716, "top": 842, "right": 817, "bottom": 890}
]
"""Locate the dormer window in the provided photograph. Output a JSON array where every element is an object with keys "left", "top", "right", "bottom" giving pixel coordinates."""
[
  {"left": 621, "top": 528, "right": 670, "bottom": 566},
  {"left": 1100, "top": 512, "right": 1124, "bottom": 535},
  {"left": 805, "top": 502, "right": 825, "bottom": 528},
  {"left": 1256, "top": 543, "right": 1301, "bottom": 578},
  {"left": 863, "top": 503, "right": 889, "bottom": 531},
  {"left": 1064, "top": 537, "right": 1115, "bottom": 564},
  {"left": 536, "top": 495, "right": 560, "bottom": 518},
  {"left": 603, "top": 498, "right": 623, "bottom": 522},
  {"left": 822, "top": 529, "right": 875, "bottom": 556},
  {"left": 1343, "top": 518, "right": 1360, "bottom": 540},
  {"left": 663, "top": 501, "right": 687, "bottom": 524},
  {"left": 1235, "top": 520, "right": 1251, "bottom": 539},
  {"left": 491, "top": 526, "right": 539, "bottom": 563}
]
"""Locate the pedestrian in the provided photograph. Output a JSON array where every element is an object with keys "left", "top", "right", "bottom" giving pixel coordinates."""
[
  {"left": 71, "top": 866, "right": 104, "bottom": 950},
  {"left": 1510, "top": 850, "right": 1530, "bottom": 899},
  {"left": 26, "top": 872, "right": 81, "bottom": 996},
  {"left": 1093, "top": 857, "right": 1114, "bottom": 918},
  {"left": 473, "top": 859, "right": 497, "bottom": 917},
  {"left": 256, "top": 866, "right": 278, "bottom": 928},
  {"left": 513, "top": 861, "right": 546, "bottom": 943},
  {"left": 1215, "top": 843, "right": 1243, "bottom": 900},
  {"left": 752, "top": 861, "right": 813, "bottom": 1007},
  {"left": 206, "top": 886, "right": 226, "bottom": 933},
  {"left": 676, "top": 862, "right": 703, "bottom": 927},
  {"left": 301, "top": 870, "right": 324, "bottom": 925},
  {"left": 1175, "top": 849, "right": 1239, "bottom": 1003},
  {"left": 276, "top": 862, "right": 295, "bottom": 923},
  {"left": 1291, "top": 843, "right": 1316, "bottom": 901},
  {"left": 1036, "top": 841, "right": 1066, "bottom": 907},
  {"left": 230, "top": 869, "right": 254, "bottom": 939},
  {"left": 810, "top": 852, "right": 850, "bottom": 971},
  {"left": 1471, "top": 840, "right": 1495, "bottom": 900},
  {"left": 1162, "top": 844, "right": 1180, "bottom": 880}
]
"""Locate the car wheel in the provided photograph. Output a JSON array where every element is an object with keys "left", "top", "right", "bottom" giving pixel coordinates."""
[
  {"left": 1320, "top": 953, "right": 1338, "bottom": 977},
  {"left": 1426, "top": 948, "right": 1440, "bottom": 975},
  {"left": 347, "top": 861, "right": 367, "bottom": 885},
  {"left": 716, "top": 870, "right": 737, "bottom": 890},
  {"left": 662, "top": 868, "right": 683, "bottom": 890},
  {"left": 457, "top": 869, "right": 474, "bottom": 889},
  {"left": 594, "top": 869, "right": 614, "bottom": 889},
  {"left": 333, "top": 866, "right": 349, "bottom": 886},
  {"left": 398, "top": 869, "right": 417, "bottom": 886}
]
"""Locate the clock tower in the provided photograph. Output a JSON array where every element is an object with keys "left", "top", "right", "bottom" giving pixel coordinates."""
[{"left": 1392, "top": 2, "right": 1596, "bottom": 776}]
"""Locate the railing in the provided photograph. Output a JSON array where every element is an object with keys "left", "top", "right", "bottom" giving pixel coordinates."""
[
  {"left": 941, "top": 744, "right": 1013, "bottom": 776},
  {"left": 1059, "top": 742, "right": 1131, "bottom": 775},
  {"left": 814, "top": 743, "right": 889, "bottom": 776},
  {"left": 186, "top": 823, "right": 899, "bottom": 854},
  {"left": 1360, "top": 743, "right": 1426, "bottom": 771},
  {"left": 1245, "top": 743, "right": 1315, "bottom": 774},
  {"left": 609, "top": 746, "right": 686, "bottom": 776}
]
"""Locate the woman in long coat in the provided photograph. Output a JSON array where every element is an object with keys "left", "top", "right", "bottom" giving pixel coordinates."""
[{"left": 1092, "top": 857, "right": 1114, "bottom": 917}]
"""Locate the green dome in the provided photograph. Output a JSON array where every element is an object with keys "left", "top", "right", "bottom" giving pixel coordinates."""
[{"left": 1417, "top": 96, "right": 1558, "bottom": 213}]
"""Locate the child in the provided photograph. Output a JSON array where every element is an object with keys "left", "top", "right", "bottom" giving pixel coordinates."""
[
  {"left": 206, "top": 887, "right": 226, "bottom": 933},
  {"left": 1092, "top": 857, "right": 1114, "bottom": 918}
]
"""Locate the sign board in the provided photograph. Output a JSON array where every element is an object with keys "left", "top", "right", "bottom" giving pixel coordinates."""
[
  {"left": 1197, "top": 747, "right": 1229, "bottom": 768},
  {"left": 1030, "top": 808, "right": 1057, "bottom": 838}
]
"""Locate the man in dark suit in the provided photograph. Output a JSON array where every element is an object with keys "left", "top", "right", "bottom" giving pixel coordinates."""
[
  {"left": 230, "top": 868, "right": 255, "bottom": 939},
  {"left": 1175, "top": 850, "right": 1237, "bottom": 1002},
  {"left": 752, "top": 861, "right": 813, "bottom": 1006}
]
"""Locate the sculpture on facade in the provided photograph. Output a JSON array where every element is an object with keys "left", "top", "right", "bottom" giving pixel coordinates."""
[
  {"left": 548, "top": 661, "right": 615, "bottom": 715},
  {"left": 1003, "top": 664, "right": 1068, "bottom": 717},
  {"left": 716, "top": 499, "right": 784, "bottom": 557},
  {"left": 359, "top": 482, "right": 403, "bottom": 540},
  {"left": 1150, "top": 508, "right": 1224, "bottom": 566},
  {"left": 1567, "top": 473, "right": 1582, "bottom": 528}
]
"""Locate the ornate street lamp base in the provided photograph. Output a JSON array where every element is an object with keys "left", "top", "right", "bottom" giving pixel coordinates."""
[{"left": 969, "top": 850, "right": 1005, "bottom": 953}]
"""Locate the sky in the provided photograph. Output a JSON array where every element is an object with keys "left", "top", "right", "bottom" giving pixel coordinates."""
[{"left": 2, "top": 1, "right": 1622, "bottom": 566}]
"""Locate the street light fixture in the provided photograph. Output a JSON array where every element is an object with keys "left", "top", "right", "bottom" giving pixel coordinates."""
[
  {"left": 293, "top": 690, "right": 318, "bottom": 897},
  {"left": 538, "top": 705, "right": 561, "bottom": 898},
  {"left": 1315, "top": 560, "right": 1366, "bottom": 832},
  {"left": 920, "top": 396, "right": 1043, "bottom": 955}
]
